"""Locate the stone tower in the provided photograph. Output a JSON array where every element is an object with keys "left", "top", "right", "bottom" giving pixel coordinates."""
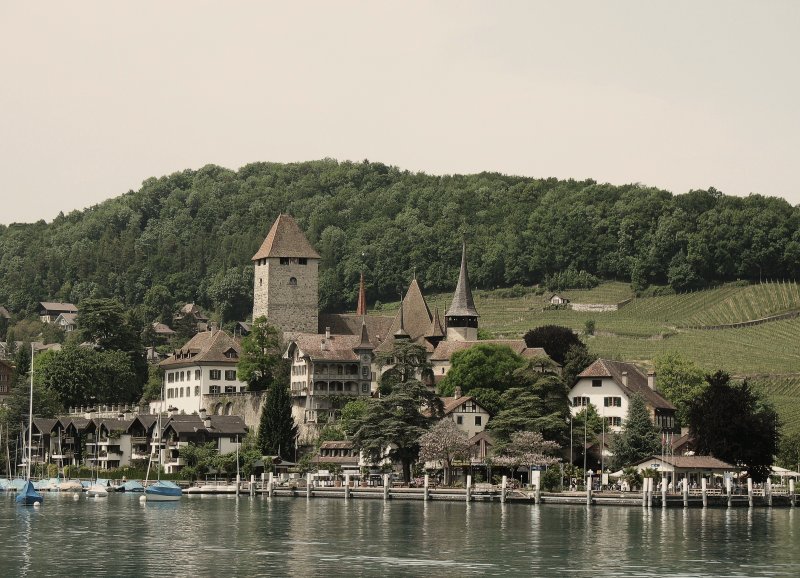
[
  {"left": 252, "top": 214, "right": 320, "bottom": 334},
  {"left": 445, "top": 240, "right": 479, "bottom": 341}
]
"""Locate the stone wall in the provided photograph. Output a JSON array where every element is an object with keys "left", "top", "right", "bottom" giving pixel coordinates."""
[
  {"left": 253, "top": 257, "right": 318, "bottom": 333},
  {"left": 203, "top": 391, "right": 265, "bottom": 430}
]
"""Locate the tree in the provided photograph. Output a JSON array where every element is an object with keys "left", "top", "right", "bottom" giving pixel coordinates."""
[
  {"left": 778, "top": 432, "right": 800, "bottom": 474},
  {"left": 491, "top": 430, "right": 560, "bottom": 478},
  {"left": 340, "top": 398, "right": 370, "bottom": 437},
  {"left": 207, "top": 266, "right": 252, "bottom": 324},
  {"left": 237, "top": 316, "right": 288, "bottom": 392},
  {"left": 571, "top": 404, "right": 604, "bottom": 467},
  {"left": 562, "top": 344, "right": 597, "bottom": 387},
  {"left": 257, "top": 382, "right": 297, "bottom": 462},
  {"left": 487, "top": 368, "right": 570, "bottom": 444},
  {"left": 437, "top": 344, "right": 525, "bottom": 396},
  {"left": 610, "top": 393, "right": 662, "bottom": 470},
  {"left": 653, "top": 352, "right": 706, "bottom": 426},
  {"left": 352, "top": 341, "right": 443, "bottom": 482},
  {"left": 687, "top": 371, "right": 779, "bottom": 482},
  {"left": 523, "top": 325, "right": 585, "bottom": 367},
  {"left": 418, "top": 419, "right": 471, "bottom": 485}
]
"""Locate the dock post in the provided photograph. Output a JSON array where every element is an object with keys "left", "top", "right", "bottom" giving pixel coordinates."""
[
  {"left": 268, "top": 472, "right": 274, "bottom": 498},
  {"left": 306, "top": 473, "right": 312, "bottom": 499},
  {"left": 466, "top": 474, "right": 472, "bottom": 503},
  {"left": 642, "top": 478, "right": 647, "bottom": 508},
  {"left": 535, "top": 479, "right": 542, "bottom": 505},
  {"left": 747, "top": 478, "right": 753, "bottom": 508},
  {"left": 647, "top": 478, "right": 653, "bottom": 509},
  {"left": 260, "top": 472, "right": 265, "bottom": 495},
  {"left": 345, "top": 474, "right": 350, "bottom": 500},
  {"left": 726, "top": 477, "right": 732, "bottom": 508},
  {"left": 682, "top": 478, "right": 688, "bottom": 508},
  {"left": 701, "top": 477, "right": 707, "bottom": 508},
  {"left": 661, "top": 477, "right": 667, "bottom": 508},
  {"left": 790, "top": 479, "right": 796, "bottom": 507},
  {"left": 767, "top": 478, "right": 773, "bottom": 507},
  {"left": 250, "top": 475, "right": 255, "bottom": 497},
  {"left": 586, "top": 474, "right": 592, "bottom": 507},
  {"left": 236, "top": 474, "right": 240, "bottom": 496},
  {"left": 383, "top": 474, "right": 389, "bottom": 501},
  {"left": 424, "top": 474, "right": 430, "bottom": 502},
  {"left": 501, "top": 475, "right": 507, "bottom": 503}
]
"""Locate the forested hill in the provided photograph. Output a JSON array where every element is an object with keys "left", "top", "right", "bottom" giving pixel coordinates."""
[{"left": 0, "top": 159, "right": 798, "bottom": 323}]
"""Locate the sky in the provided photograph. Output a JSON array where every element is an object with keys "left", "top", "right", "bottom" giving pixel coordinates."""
[{"left": 1, "top": 1, "right": 798, "bottom": 224}]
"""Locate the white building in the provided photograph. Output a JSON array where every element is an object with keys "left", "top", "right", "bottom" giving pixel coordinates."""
[
  {"left": 158, "top": 329, "right": 248, "bottom": 415},
  {"left": 440, "top": 390, "right": 491, "bottom": 439},
  {"left": 569, "top": 359, "right": 677, "bottom": 433}
]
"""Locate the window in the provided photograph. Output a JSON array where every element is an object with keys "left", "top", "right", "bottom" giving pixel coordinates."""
[
  {"left": 224, "top": 386, "right": 236, "bottom": 393},
  {"left": 474, "top": 416, "right": 482, "bottom": 426},
  {"left": 604, "top": 397, "right": 622, "bottom": 407},
  {"left": 289, "top": 277, "right": 297, "bottom": 287},
  {"left": 195, "top": 370, "right": 201, "bottom": 380},
  {"left": 195, "top": 386, "right": 200, "bottom": 396},
  {"left": 362, "top": 383, "right": 369, "bottom": 393},
  {"left": 573, "top": 396, "right": 590, "bottom": 407},
  {"left": 280, "top": 257, "right": 290, "bottom": 265},
  {"left": 180, "top": 388, "right": 184, "bottom": 397},
  {"left": 456, "top": 416, "right": 463, "bottom": 425},
  {"left": 209, "top": 385, "right": 220, "bottom": 394},
  {"left": 298, "top": 258, "right": 307, "bottom": 265},
  {"left": 180, "top": 371, "right": 185, "bottom": 382},
  {"left": 606, "top": 417, "right": 622, "bottom": 427},
  {"left": 592, "top": 379, "right": 602, "bottom": 388},
  {"left": 361, "top": 366, "right": 369, "bottom": 378},
  {"left": 210, "top": 370, "right": 221, "bottom": 380},
  {"left": 225, "top": 370, "right": 237, "bottom": 381},
  {"left": 168, "top": 373, "right": 174, "bottom": 383},
  {"left": 186, "top": 386, "right": 191, "bottom": 397}
]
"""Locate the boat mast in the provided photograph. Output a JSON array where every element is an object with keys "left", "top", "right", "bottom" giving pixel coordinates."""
[{"left": 27, "top": 343, "right": 34, "bottom": 481}]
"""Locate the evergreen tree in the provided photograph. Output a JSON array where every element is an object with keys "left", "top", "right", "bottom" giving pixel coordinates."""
[
  {"left": 257, "top": 382, "right": 297, "bottom": 461},
  {"left": 611, "top": 393, "right": 662, "bottom": 470},
  {"left": 237, "top": 316, "right": 287, "bottom": 392},
  {"left": 688, "top": 371, "right": 778, "bottom": 482}
]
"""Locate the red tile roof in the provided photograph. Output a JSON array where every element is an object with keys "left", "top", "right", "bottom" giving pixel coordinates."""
[
  {"left": 252, "top": 214, "right": 321, "bottom": 260},
  {"left": 160, "top": 330, "right": 241, "bottom": 368},
  {"left": 578, "top": 359, "right": 675, "bottom": 411}
]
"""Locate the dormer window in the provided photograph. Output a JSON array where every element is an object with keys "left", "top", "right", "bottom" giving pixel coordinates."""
[
  {"left": 225, "top": 349, "right": 238, "bottom": 359},
  {"left": 298, "top": 258, "right": 307, "bottom": 265}
]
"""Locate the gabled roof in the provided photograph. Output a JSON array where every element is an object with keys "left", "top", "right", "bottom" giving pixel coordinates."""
[
  {"left": 288, "top": 333, "right": 363, "bottom": 362},
  {"left": 430, "top": 339, "right": 552, "bottom": 363},
  {"left": 445, "top": 241, "right": 479, "bottom": 319},
  {"left": 127, "top": 414, "right": 158, "bottom": 433},
  {"left": 375, "top": 279, "right": 434, "bottom": 353},
  {"left": 152, "top": 322, "right": 176, "bottom": 335},
  {"left": 577, "top": 359, "right": 675, "bottom": 411},
  {"left": 39, "top": 302, "right": 78, "bottom": 314},
  {"left": 99, "top": 418, "right": 133, "bottom": 433},
  {"left": 56, "top": 312, "right": 78, "bottom": 324},
  {"left": 252, "top": 214, "right": 321, "bottom": 260},
  {"left": 160, "top": 330, "right": 241, "bottom": 368},
  {"left": 178, "top": 303, "right": 209, "bottom": 321},
  {"left": 163, "top": 414, "right": 247, "bottom": 436},
  {"left": 318, "top": 314, "right": 393, "bottom": 346},
  {"left": 31, "top": 418, "right": 58, "bottom": 434},
  {"left": 636, "top": 454, "right": 736, "bottom": 471},
  {"left": 425, "top": 309, "right": 445, "bottom": 339},
  {"left": 440, "top": 395, "right": 491, "bottom": 416}
]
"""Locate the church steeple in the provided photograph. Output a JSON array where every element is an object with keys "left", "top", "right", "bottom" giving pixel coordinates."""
[
  {"left": 356, "top": 272, "right": 367, "bottom": 316},
  {"left": 424, "top": 307, "right": 446, "bottom": 348},
  {"left": 445, "top": 240, "right": 479, "bottom": 341},
  {"left": 393, "top": 292, "right": 410, "bottom": 340}
]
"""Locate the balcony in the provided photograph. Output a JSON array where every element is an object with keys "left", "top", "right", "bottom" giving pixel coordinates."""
[{"left": 131, "top": 436, "right": 148, "bottom": 445}]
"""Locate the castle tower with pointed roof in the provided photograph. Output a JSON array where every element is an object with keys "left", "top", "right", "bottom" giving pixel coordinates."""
[
  {"left": 445, "top": 240, "right": 479, "bottom": 341},
  {"left": 252, "top": 214, "right": 320, "bottom": 334}
]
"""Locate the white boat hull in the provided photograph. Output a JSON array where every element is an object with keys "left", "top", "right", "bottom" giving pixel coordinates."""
[{"left": 87, "top": 485, "right": 109, "bottom": 498}]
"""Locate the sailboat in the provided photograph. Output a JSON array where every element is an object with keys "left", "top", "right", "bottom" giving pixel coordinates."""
[
  {"left": 16, "top": 344, "right": 43, "bottom": 506},
  {"left": 143, "top": 397, "right": 181, "bottom": 502},
  {"left": 86, "top": 423, "right": 109, "bottom": 498}
]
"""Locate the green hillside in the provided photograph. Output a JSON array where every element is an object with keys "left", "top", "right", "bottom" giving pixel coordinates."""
[{"left": 378, "top": 280, "right": 800, "bottom": 432}]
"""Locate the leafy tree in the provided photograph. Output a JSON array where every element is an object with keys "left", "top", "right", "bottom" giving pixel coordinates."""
[
  {"left": 687, "top": 371, "right": 779, "bottom": 482},
  {"left": 571, "top": 404, "right": 604, "bottom": 467},
  {"left": 340, "top": 398, "right": 370, "bottom": 437},
  {"left": 143, "top": 284, "right": 174, "bottom": 324},
  {"left": 237, "top": 316, "right": 288, "bottom": 392},
  {"left": 207, "top": 266, "right": 253, "bottom": 324},
  {"left": 467, "top": 387, "right": 503, "bottom": 416},
  {"left": 653, "top": 352, "right": 706, "bottom": 426},
  {"left": 491, "top": 430, "right": 560, "bottom": 476},
  {"left": 437, "top": 344, "right": 525, "bottom": 396},
  {"left": 376, "top": 341, "right": 433, "bottom": 396},
  {"left": 77, "top": 298, "right": 136, "bottom": 351},
  {"left": 418, "top": 419, "right": 471, "bottom": 485},
  {"left": 778, "top": 432, "right": 800, "bottom": 474},
  {"left": 140, "top": 365, "right": 164, "bottom": 403},
  {"left": 523, "top": 325, "right": 584, "bottom": 366},
  {"left": 610, "top": 393, "right": 662, "bottom": 470},
  {"left": 257, "top": 382, "right": 297, "bottom": 461}
]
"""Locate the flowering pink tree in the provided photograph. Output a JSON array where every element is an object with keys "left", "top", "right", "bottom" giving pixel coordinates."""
[
  {"left": 418, "top": 419, "right": 472, "bottom": 486},
  {"left": 492, "top": 430, "right": 561, "bottom": 480}
]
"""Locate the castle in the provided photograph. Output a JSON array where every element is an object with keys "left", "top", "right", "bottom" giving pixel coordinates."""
[{"left": 252, "top": 214, "right": 551, "bottom": 441}]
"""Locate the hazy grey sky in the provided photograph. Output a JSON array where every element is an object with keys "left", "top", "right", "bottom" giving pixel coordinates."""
[{"left": 1, "top": 1, "right": 798, "bottom": 224}]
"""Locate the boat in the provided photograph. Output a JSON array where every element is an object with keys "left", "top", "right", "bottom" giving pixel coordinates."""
[
  {"left": 143, "top": 395, "right": 181, "bottom": 502},
  {"left": 86, "top": 483, "right": 109, "bottom": 498},
  {"left": 16, "top": 344, "right": 43, "bottom": 507},
  {"left": 119, "top": 480, "right": 144, "bottom": 492}
]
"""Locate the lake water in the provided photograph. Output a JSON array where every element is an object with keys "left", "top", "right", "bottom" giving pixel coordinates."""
[{"left": 2, "top": 492, "right": 799, "bottom": 577}]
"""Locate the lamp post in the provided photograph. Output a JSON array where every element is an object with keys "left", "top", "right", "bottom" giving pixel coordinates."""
[{"left": 583, "top": 411, "right": 587, "bottom": 477}]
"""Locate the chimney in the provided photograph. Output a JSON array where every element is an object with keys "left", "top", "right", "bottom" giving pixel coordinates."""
[
  {"left": 204, "top": 416, "right": 212, "bottom": 429},
  {"left": 325, "top": 327, "right": 331, "bottom": 341},
  {"left": 169, "top": 406, "right": 178, "bottom": 418},
  {"left": 199, "top": 407, "right": 207, "bottom": 421},
  {"left": 621, "top": 371, "right": 628, "bottom": 387},
  {"left": 647, "top": 371, "right": 656, "bottom": 390},
  {"left": 454, "top": 386, "right": 463, "bottom": 398}
]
